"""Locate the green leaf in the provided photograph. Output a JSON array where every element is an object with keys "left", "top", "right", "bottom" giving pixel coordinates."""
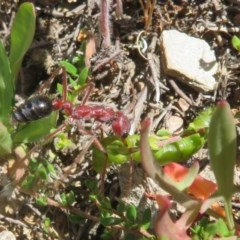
[
  {"left": 100, "top": 216, "right": 123, "bottom": 226},
  {"left": 36, "top": 195, "right": 48, "bottom": 206},
  {"left": 66, "top": 191, "right": 76, "bottom": 205},
  {"left": 59, "top": 61, "right": 78, "bottom": 76},
  {"left": 163, "top": 162, "right": 199, "bottom": 191},
  {"left": 92, "top": 107, "right": 212, "bottom": 172},
  {"left": 44, "top": 217, "right": 51, "bottom": 227},
  {"left": 84, "top": 180, "right": 98, "bottom": 192},
  {"left": 208, "top": 100, "right": 236, "bottom": 231},
  {"left": 78, "top": 67, "right": 89, "bottom": 85},
  {"left": 21, "top": 174, "right": 37, "bottom": 190},
  {"left": 46, "top": 162, "right": 56, "bottom": 175},
  {"left": 61, "top": 191, "right": 75, "bottom": 206},
  {"left": 140, "top": 208, "right": 151, "bottom": 230},
  {"left": 153, "top": 133, "right": 204, "bottom": 164},
  {"left": 28, "top": 158, "right": 39, "bottom": 172},
  {"left": 12, "top": 112, "right": 57, "bottom": 143},
  {"left": 208, "top": 100, "right": 236, "bottom": 199},
  {"left": 117, "top": 202, "right": 126, "bottom": 213},
  {"left": 0, "top": 41, "right": 13, "bottom": 126},
  {"left": 97, "top": 196, "right": 112, "bottom": 210},
  {"left": 126, "top": 204, "right": 137, "bottom": 222},
  {"left": 0, "top": 121, "right": 12, "bottom": 154},
  {"left": 60, "top": 193, "right": 67, "bottom": 206},
  {"left": 187, "top": 107, "right": 213, "bottom": 132},
  {"left": 92, "top": 136, "right": 129, "bottom": 172},
  {"left": 232, "top": 35, "right": 240, "bottom": 51},
  {"left": 9, "top": 2, "right": 36, "bottom": 83},
  {"left": 37, "top": 164, "right": 48, "bottom": 180},
  {"left": 54, "top": 132, "right": 73, "bottom": 150},
  {"left": 42, "top": 217, "right": 51, "bottom": 233},
  {"left": 68, "top": 213, "right": 84, "bottom": 223},
  {"left": 156, "top": 128, "right": 171, "bottom": 137},
  {"left": 205, "top": 218, "right": 230, "bottom": 237}
]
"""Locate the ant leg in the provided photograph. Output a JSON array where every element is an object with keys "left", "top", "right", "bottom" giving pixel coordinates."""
[
  {"left": 78, "top": 127, "right": 106, "bottom": 153},
  {"left": 77, "top": 124, "right": 108, "bottom": 194},
  {"left": 60, "top": 66, "right": 68, "bottom": 102},
  {"left": 37, "top": 66, "right": 64, "bottom": 95},
  {"left": 56, "top": 67, "right": 94, "bottom": 109},
  {"left": 81, "top": 82, "right": 95, "bottom": 105}
]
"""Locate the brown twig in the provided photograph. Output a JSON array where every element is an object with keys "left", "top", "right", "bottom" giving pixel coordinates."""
[
  {"left": 115, "top": 0, "right": 123, "bottom": 19},
  {"left": 100, "top": 0, "right": 111, "bottom": 48},
  {"left": 0, "top": 213, "right": 27, "bottom": 228},
  {"left": 92, "top": 50, "right": 123, "bottom": 72},
  {"left": 169, "top": 79, "right": 194, "bottom": 106},
  {"left": 147, "top": 34, "right": 168, "bottom": 102},
  {"left": 139, "top": 0, "right": 156, "bottom": 31}
]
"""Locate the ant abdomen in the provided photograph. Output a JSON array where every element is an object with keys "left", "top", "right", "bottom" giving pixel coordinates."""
[{"left": 12, "top": 96, "right": 53, "bottom": 122}]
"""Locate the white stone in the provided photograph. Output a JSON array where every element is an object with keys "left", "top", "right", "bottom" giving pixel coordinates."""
[{"left": 160, "top": 30, "right": 218, "bottom": 92}]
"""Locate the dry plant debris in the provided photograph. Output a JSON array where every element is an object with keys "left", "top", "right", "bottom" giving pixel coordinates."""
[{"left": 1, "top": 0, "right": 240, "bottom": 239}]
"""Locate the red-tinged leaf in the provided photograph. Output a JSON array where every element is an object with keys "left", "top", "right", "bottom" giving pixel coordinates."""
[
  {"left": 140, "top": 118, "right": 163, "bottom": 180},
  {"left": 188, "top": 175, "right": 217, "bottom": 200},
  {"left": 140, "top": 119, "right": 201, "bottom": 211},
  {"left": 163, "top": 162, "right": 217, "bottom": 200},
  {"left": 210, "top": 202, "right": 226, "bottom": 218},
  {"left": 163, "top": 162, "right": 199, "bottom": 191},
  {"left": 154, "top": 194, "right": 191, "bottom": 240},
  {"left": 164, "top": 162, "right": 189, "bottom": 181},
  {"left": 200, "top": 196, "right": 225, "bottom": 216}
]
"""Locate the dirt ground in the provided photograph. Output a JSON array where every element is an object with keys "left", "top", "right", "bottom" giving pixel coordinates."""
[{"left": 1, "top": 0, "right": 240, "bottom": 239}]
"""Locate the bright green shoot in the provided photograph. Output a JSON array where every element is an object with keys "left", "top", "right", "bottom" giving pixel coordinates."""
[
  {"left": 232, "top": 35, "right": 240, "bottom": 51},
  {"left": 9, "top": 3, "right": 35, "bottom": 84}
]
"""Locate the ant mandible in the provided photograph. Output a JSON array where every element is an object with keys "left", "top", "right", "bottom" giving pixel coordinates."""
[{"left": 12, "top": 67, "right": 131, "bottom": 138}]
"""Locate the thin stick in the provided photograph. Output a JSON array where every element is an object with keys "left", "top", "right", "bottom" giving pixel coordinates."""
[
  {"left": 81, "top": 82, "right": 95, "bottom": 105},
  {"left": 61, "top": 66, "right": 67, "bottom": 102},
  {"left": 169, "top": 79, "right": 194, "bottom": 105}
]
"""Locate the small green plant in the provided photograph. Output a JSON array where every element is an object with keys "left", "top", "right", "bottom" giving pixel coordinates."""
[
  {"left": 191, "top": 217, "right": 231, "bottom": 239},
  {"left": 92, "top": 107, "right": 213, "bottom": 172},
  {"left": 42, "top": 217, "right": 58, "bottom": 238},
  {"left": 90, "top": 194, "right": 153, "bottom": 239},
  {"left": 21, "top": 158, "right": 57, "bottom": 190},
  {"left": 59, "top": 46, "right": 89, "bottom": 100},
  {"left": 139, "top": 100, "right": 240, "bottom": 239}
]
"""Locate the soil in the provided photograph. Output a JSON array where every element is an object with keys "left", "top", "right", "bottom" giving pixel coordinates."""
[{"left": 1, "top": 0, "right": 240, "bottom": 239}]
